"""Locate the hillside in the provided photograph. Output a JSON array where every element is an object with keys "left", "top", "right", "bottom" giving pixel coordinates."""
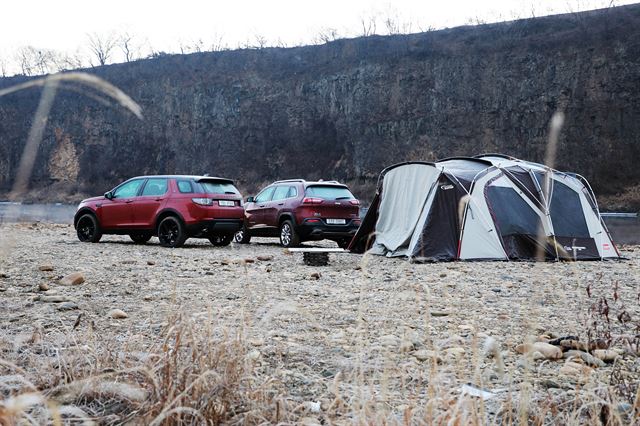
[{"left": 1, "top": 5, "right": 639, "bottom": 209}]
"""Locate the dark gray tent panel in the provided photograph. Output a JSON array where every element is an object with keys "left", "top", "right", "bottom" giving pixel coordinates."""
[{"left": 350, "top": 155, "right": 619, "bottom": 261}]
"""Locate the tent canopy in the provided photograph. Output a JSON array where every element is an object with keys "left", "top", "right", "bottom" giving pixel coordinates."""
[{"left": 350, "top": 154, "right": 619, "bottom": 261}]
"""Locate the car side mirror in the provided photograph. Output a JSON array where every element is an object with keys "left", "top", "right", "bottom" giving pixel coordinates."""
[
  {"left": 104, "top": 191, "right": 114, "bottom": 200},
  {"left": 246, "top": 196, "right": 254, "bottom": 203}
]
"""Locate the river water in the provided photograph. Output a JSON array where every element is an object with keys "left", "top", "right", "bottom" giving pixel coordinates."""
[{"left": 1, "top": 203, "right": 639, "bottom": 245}]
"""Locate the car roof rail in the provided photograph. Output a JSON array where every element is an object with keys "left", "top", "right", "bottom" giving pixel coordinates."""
[{"left": 273, "top": 179, "right": 306, "bottom": 184}]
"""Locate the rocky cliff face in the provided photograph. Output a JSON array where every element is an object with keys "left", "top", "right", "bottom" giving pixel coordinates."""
[{"left": 1, "top": 5, "right": 639, "bottom": 208}]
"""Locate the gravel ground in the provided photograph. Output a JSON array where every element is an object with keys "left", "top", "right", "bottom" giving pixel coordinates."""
[{"left": 0, "top": 223, "right": 638, "bottom": 422}]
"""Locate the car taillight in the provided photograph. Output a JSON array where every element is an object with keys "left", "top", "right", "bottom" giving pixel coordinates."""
[
  {"left": 192, "top": 197, "right": 213, "bottom": 206},
  {"left": 306, "top": 218, "right": 321, "bottom": 223},
  {"left": 302, "top": 197, "right": 324, "bottom": 205},
  {"left": 354, "top": 219, "right": 362, "bottom": 225},
  {"left": 349, "top": 199, "right": 360, "bottom": 205}
]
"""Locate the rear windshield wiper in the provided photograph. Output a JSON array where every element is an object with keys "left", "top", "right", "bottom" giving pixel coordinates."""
[
  {"left": 224, "top": 191, "right": 237, "bottom": 195},
  {"left": 335, "top": 196, "right": 351, "bottom": 200}
]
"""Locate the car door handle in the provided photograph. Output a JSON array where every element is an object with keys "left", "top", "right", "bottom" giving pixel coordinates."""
[
  {"left": 278, "top": 203, "right": 284, "bottom": 206},
  {"left": 125, "top": 200, "right": 134, "bottom": 204},
  {"left": 154, "top": 198, "right": 164, "bottom": 201},
  {"left": 259, "top": 205, "right": 265, "bottom": 208}
]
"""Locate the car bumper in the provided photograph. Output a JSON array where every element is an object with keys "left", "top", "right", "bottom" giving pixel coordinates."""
[
  {"left": 297, "top": 220, "right": 359, "bottom": 240},
  {"left": 186, "top": 219, "right": 243, "bottom": 236}
]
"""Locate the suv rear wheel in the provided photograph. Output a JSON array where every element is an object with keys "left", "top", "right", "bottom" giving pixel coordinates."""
[
  {"left": 279, "top": 220, "right": 300, "bottom": 248},
  {"left": 77, "top": 213, "right": 102, "bottom": 243},
  {"left": 234, "top": 225, "right": 251, "bottom": 244},
  {"left": 209, "top": 233, "right": 233, "bottom": 246},
  {"left": 130, "top": 232, "right": 152, "bottom": 244},
  {"left": 158, "top": 216, "right": 187, "bottom": 248}
]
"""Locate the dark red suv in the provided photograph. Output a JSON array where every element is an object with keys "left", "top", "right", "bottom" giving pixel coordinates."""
[
  {"left": 74, "top": 175, "right": 244, "bottom": 248},
  {"left": 235, "top": 179, "right": 360, "bottom": 248}
]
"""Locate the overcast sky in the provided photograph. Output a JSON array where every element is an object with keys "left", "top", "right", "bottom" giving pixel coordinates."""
[{"left": 0, "top": 0, "right": 634, "bottom": 72}]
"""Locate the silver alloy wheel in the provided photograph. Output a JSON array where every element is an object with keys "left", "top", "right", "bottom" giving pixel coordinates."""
[
  {"left": 234, "top": 229, "right": 244, "bottom": 243},
  {"left": 280, "top": 223, "right": 292, "bottom": 246}
]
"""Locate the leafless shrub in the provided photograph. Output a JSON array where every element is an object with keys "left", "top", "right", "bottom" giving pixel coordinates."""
[{"left": 87, "top": 32, "right": 117, "bottom": 66}]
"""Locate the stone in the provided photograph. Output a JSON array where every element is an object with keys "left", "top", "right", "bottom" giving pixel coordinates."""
[
  {"left": 244, "top": 258, "right": 255, "bottom": 264},
  {"left": 399, "top": 340, "right": 415, "bottom": 352},
  {"left": 431, "top": 311, "right": 451, "bottom": 317},
  {"left": 57, "top": 302, "right": 79, "bottom": 311},
  {"left": 257, "top": 255, "right": 273, "bottom": 261},
  {"left": 515, "top": 342, "right": 562, "bottom": 360},
  {"left": 310, "top": 272, "right": 321, "bottom": 280},
  {"left": 413, "top": 349, "right": 442, "bottom": 363},
  {"left": 564, "top": 350, "right": 606, "bottom": 367},
  {"left": 249, "top": 338, "right": 265, "bottom": 346},
  {"left": 444, "top": 347, "right": 465, "bottom": 360},
  {"left": 380, "top": 335, "right": 399, "bottom": 347},
  {"left": 39, "top": 295, "right": 73, "bottom": 303},
  {"left": 147, "top": 260, "right": 156, "bottom": 266},
  {"left": 60, "top": 272, "right": 85, "bottom": 286},
  {"left": 592, "top": 349, "right": 619, "bottom": 362},
  {"left": 246, "top": 349, "right": 261, "bottom": 361},
  {"left": 109, "top": 309, "right": 128, "bottom": 319},
  {"left": 38, "top": 283, "right": 49, "bottom": 291},
  {"left": 38, "top": 265, "right": 54, "bottom": 271}
]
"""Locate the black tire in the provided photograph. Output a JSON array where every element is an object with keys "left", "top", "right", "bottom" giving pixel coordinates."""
[
  {"left": 337, "top": 238, "right": 351, "bottom": 249},
  {"left": 76, "top": 213, "right": 102, "bottom": 243},
  {"left": 234, "top": 225, "right": 251, "bottom": 244},
  {"left": 130, "top": 232, "right": 152, "bottom": 244},
  {"left": 279, "top": 220, "right": 300, "bottom": 248},
  {"left": 157, "top": 216, "right": 187, "bottom": 248},
  {"left": 209, "top": 233, "right": 233, "bottom": 246}
]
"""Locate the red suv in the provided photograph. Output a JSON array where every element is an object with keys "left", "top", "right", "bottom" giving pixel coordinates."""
[
  {"left": 74, "top": 175, "right": 244, "bottom": 248},
  {"left": 235, "top": 179, "right": 360, "bottom": 248}
]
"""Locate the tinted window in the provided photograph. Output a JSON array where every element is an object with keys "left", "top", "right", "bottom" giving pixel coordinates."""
[
  {"left": 255, "top": 187, "right": 275, "bottom": 203},
  {"left": 272, "top": 186, "right": 289, "bottom": 201},
  {"left": 198, "top": 181, "right": 240, "bottom": 195},
  {"left": 141, "top": 178, "right": 168, "bottom": 196},
  {"left": 114, "top": 179, "right": 143, "bottom": 198},
  {"left": 177, "top": 180, "right": 194, "bottom": 193},
  {"left": 287, "top": 186, "right": 298, "bottom": 198},
  {"left": 486, "top": 186, "right": 542, "bottom": 236},
  {"left": 305, "top": 185, "right": 354, "bottom": 200},
  {"left": 550, "top": 181, "right": 590, "bottom": 237}
]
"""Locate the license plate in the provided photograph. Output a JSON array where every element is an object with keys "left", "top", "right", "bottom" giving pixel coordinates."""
[
  {"left": 326, "top": 218, "right": 346, "bottom": 225},
  {"left": 218, "top": 200, "right": 235, "bottom": 207}
]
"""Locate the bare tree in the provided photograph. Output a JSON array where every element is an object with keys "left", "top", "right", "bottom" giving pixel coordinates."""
[
  {"left": 87, "top": 32, "right": 117, "bottom": 66},
  {"left": 0, "top": 56, "right": 7, "bottom": 77},
  {"left": 253, "top": 34, "right": 268, "bottom": 49},
  {"left": 14, "top": 46, "right": 60, "bottom": 76},
  {"left": 360, "top": 16, "right": 377, "bottom": 37},
  {"left": 209, "top": 34, "right": 227, "bottom": 52},
  {"left": 118, "top": 32, "right": 140, "bottom": 62},
  {"left": 315, "top": 27, "right": 341, "bottom": 44}
]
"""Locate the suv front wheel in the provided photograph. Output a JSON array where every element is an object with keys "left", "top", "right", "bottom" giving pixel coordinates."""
[
  {"left": 77, "top": 213, "right": 102, "bottom": 243},
  {"left": 279, "top": 220, "right": 300, "bottom": 248},
  {"left": 234, "top": 225, "right": 251, "bottom": 244},
  {"left": 158, "top": 216, "right": 187, "bottom": 248}
]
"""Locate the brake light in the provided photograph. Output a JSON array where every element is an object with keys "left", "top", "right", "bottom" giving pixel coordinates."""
[
  {"left": 192, "top": 197, "right": 213, "bottom": 206},
  {"left": 349, "top": 199, "right": 360, "bottom": 205},
  {"left": 302, "top": 197, "right": 324, "bottom": 205},
  {"left": 306, "top": 218, "right": 321, "bottom": 223}
]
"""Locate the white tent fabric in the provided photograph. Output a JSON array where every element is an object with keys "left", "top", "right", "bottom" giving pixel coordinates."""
[{"left": 370, "top": 164, "right": 440, "bottom": 256}]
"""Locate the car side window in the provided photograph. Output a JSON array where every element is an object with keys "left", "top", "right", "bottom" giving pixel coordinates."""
[
  {"left": 113, "top": 179, "right": 143, "bottom": 198},
  {"left": 255, "top": 187, "right": 275, "bottom": 203},
  {"left": 272, "top": 186, "right": 289, "bottom": 201},
  {"left": 141, "top": 178, "right": 168, "bottom": 196},
  {"left": 287, "top": 186, "right": 298, "bottom": 198},
  {"left": 177, "top": 180, "right": 194, "bottom": 193}
]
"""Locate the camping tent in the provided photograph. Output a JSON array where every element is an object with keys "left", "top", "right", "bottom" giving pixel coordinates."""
[{"left": 349, "top": 154, "right": 619, "bottom": 261}]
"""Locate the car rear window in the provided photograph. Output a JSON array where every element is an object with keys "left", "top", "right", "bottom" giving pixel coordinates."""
[
  {"left": 197, "top": 180, "right": 240, "bottom": 195},
  {"left": 305, "top": 185, "right": 354, "bottom": 200}
]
